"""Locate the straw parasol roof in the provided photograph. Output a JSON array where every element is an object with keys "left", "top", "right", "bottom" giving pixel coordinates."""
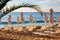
[
  {"left": 33, "top": 17, "right": 36, "bottom": 23},
  {"left": 0, "top": 16, "right": 1, "bottom": 23},
  {"left": 20, "top": 12, "right": 24, "bottom": 23},
  {"left": 43, "top": 12, "right": 48, "bottom": 23},
  {"left": 16, "top": 16, "right": 19, "bottom": 23},
  {"left": 8, "top": 15, "right": 11, "bottom": 24},
  {"left": 49, "top": 8, "right": 54, "bottom": 24}
]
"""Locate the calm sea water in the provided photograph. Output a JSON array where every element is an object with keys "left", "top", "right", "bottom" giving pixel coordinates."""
[{"left": 0, "top": 12, "right": 60, "bottom": 27}]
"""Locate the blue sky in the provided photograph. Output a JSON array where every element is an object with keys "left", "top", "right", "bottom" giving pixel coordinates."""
[{"left": 2, "top": 0, "right": 60, "bottom": 12}]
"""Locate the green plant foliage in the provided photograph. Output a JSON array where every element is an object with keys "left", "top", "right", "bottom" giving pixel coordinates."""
[{"left": 1, "top": 3, "right": 44, "bottom": 18}]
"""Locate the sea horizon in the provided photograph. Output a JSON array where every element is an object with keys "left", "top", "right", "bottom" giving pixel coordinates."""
[{"left": 0, "top": 12, "right": 59, "bottom": 27}]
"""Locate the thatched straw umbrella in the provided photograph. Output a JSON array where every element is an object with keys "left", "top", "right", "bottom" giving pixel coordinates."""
[
  {"left": 41, "top": 12, "right": 48, "bottom": 31},
  {"left": 49, "top": 8, "right": 54, "bottom": 25},
  {"left": 33, "top": 17, "right": 36, "bottom": 23},
  {"left": 20, "top": 12, "right": 24, "bottom": 26},
  {"left": 33, "top": 17, "right": 38, "bottom": 27},
  {"left": 43, "top": 12, "right": 48, "bottom": 24},
  {"left": 7, "top": 15, "right": 13, "bottom": 32},
  {"left": 0, "top": 16, "right": 1, "bottom": 23},
  {"left": 20, "top": 12, "right": 24, "bottom": 22},
  {"left": 29, "top": 14, "right": 33, "bottom": 23},
  {"left": 16, "top": 16, "right": 19, "bottom": 24},
  {"left": 8, "top": 15, "right": 12, "bottom": 26},
  {"left": 29, "top": 14, "right": 33, "bottom": 26}
]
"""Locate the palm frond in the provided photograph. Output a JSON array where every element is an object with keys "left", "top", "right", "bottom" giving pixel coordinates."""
[
  {"left": 0, "top": 3, "right": 44, "bottom": 18},
  {"left": 0, "top": 0, "right": 10, "bottom": 10}
]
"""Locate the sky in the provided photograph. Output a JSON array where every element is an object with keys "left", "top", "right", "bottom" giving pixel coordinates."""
[{"left": 2, "top": 0, "right": 60, "bottom": 12}]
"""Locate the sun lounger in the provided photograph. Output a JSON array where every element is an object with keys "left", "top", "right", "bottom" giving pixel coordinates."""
[
  {"left": 27, "top": 26, "right": 34, "bottom": 32},
  {"left": 33, "top": 26, "right": 37, "bottom": 29},
  {"left": 54, "top": 29, "right": 60, "bottom": 34},
  {"left": 33, "top": 24, "right": 40, "bottom": 29},
  {"left": 41, "top": 25, "right": 49, "bottom": 31},
  {"left": 13, "top": 26, "right": 18, "bottom": 31},
  {"left": 17, "top": 26, "right": 23, "bottom": 32},
  {"left": 57, "top": 23, "right": 60, "bottom": 27},
  {"left": 2, "top": 25, "right": 9, "bottom": 31},
  {"left": 22, "top": 27, "right": 27, "bottom": 32},
  {"left": 49, "top": 24, "right": 54, "bottom": 28},
  {"left": 26, "top": 26, "right": 29, "bottom": 30}
]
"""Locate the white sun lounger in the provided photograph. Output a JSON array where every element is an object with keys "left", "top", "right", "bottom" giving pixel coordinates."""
[
  {"left": 2, "top": 25, "right": 9, "bottom": 31},
  {"left": 54, "top": 29, "right": 60, "bottom": 34},
  {"left": 57, "top": 24, "right": 60, "bottom": 27},
  {"left": 41, "top": 25, "right": 49, "bottom": 31},
  {"left": 17, "top": 26, "right": 23, "bottom": 32},
  {"left": 13, "top": 26, "right": 18, "bottom": 31},
  {"left": 27, "top": 25, "right": 34, "bottom": 32}
]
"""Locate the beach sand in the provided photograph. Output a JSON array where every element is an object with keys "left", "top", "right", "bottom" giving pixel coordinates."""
[{"left": 0, "top": 24, "right": 60, "bottom": 40}]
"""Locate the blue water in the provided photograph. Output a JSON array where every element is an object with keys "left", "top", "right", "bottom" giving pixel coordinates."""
[{"left": 0, "top": 12, "right": 60, "bottom": 27}]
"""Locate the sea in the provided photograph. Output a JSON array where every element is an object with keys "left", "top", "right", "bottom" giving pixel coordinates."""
[{"left": 0, "top": 12, "right": 60, "bottom": 27}]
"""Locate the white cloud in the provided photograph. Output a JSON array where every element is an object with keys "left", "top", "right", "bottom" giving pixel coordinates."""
[
  {"left": 1, "top": 0, "right": 60, "bottom": 12},
  {"left": 57, "top": 0, "right": 60, "bottom": 2},
  {"left": 40, "top": 5, "right": 60, "bottom": 12},
  {"left": 39, "top": 0, "right": 50, "bottom": 4},
  {"left": 39, "top": 0, "right": 59, "bottom": 4},
  {"left": 13, "top": 7, "right": 38, "bottom": 12}
]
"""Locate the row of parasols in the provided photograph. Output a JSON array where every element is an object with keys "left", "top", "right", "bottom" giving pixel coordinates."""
[{"left": 0, "top": 8, "right": 60, "bottom": 25}]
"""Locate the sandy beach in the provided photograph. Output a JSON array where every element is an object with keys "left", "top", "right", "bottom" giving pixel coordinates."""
[{"left": 0, "top": 24, "right": 60, "bottom": 40}]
